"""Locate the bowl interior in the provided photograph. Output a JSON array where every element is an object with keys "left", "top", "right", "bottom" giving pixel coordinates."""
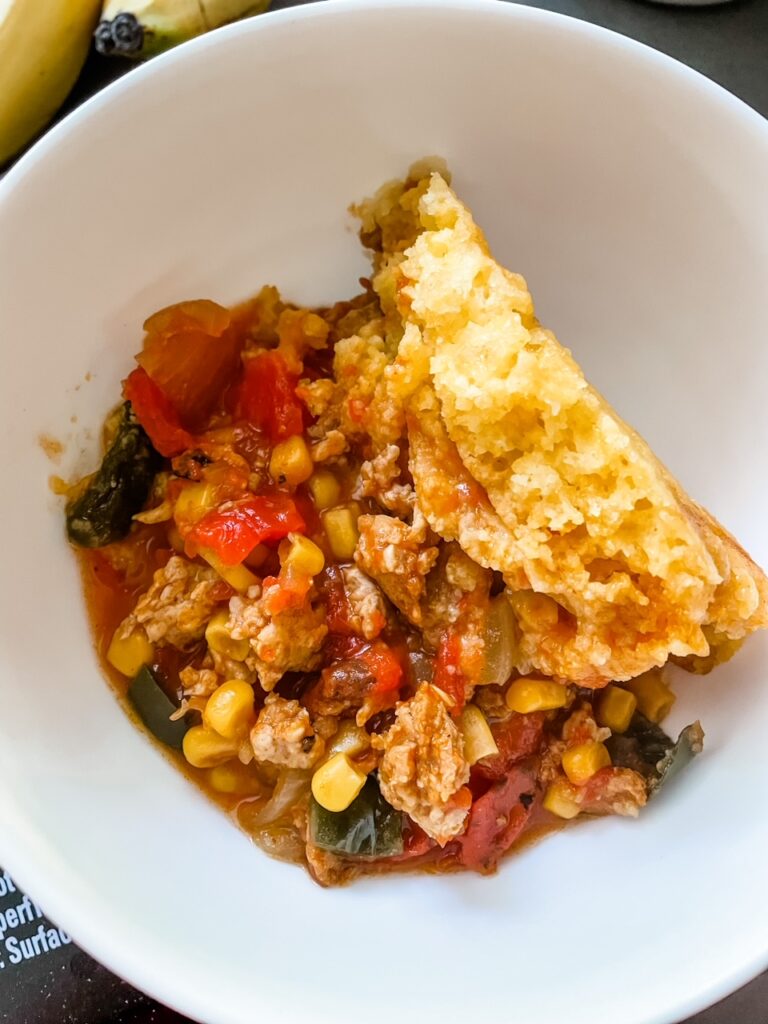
[{"left": 1, "top": 4, "right": 767, "bottom": 1024}]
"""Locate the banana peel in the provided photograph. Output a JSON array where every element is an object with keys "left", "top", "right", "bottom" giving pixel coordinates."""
[
  {"left": 95, "top": 0, "right": 271, "bottom": 59},
  {"left": 0, "top": 0, "right": 103, "bottom": 166}
]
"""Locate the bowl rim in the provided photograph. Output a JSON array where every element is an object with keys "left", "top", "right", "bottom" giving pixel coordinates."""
[
  {"left": 2, "top": 0, "right": 767, "bottom": 207},
  {"left": 1, "top": 1, "right": 767, "bottom": 1022}
]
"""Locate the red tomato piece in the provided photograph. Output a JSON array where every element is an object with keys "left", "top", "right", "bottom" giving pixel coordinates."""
[
  {"left": 235, "top": 351, "right": 304, "bottom": 443},
  {"left": 315, "top": 636, "right": 402, "bottom": 721},
  {"left": 138, "top": 299, "right": 242, "bottom": 429},
  {"left": 433, "top": 631, "right": 466, "bottom": 713},
  {"left": 322, "top": 633, "right": 371, "bottom": 663},
  {"left": 379, "top": 822, "right": 434, "bottom": 865},
  {"left": 143, "top": 299, "right": 231, "bottom": 338},
  {"left": 123, "top": 367, "right": 194, "bottom": 457},
  {"left": 457, "top": 767, "right": 537, "bottom": 872},
  {"left": 578, "top": 766, "right": 646, "bottom": 816},
  {"left": 472, "top": 712, "right": 546, "bottom": 783},
  {"left": 321, "top": 636, "right": 402, "bottom": 692},
  {"left": 401, "top": 823, "right": 434, "bottom": 859},
  {"left": 261, "top": 573, "right": 312, "bottom": 615},
  {"left": 361, "top": 642, "right": 403, "bottom": 698},
  {"left": 316, "top": 564, "right": 385, "bottom": 640},
  {"left": 317, "top": 565, "right": 355, "bottom": 635},
  {"left": 186, "top": 494, "right": 305, "bottom": 565},
  {"left": 292, "top": 489, "right": 322, "bottom": 537}
]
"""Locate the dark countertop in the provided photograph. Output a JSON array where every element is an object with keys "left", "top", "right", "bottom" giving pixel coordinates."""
[
  {"left": 519, "top": 0, "right": 768, "bottom": 116},
  {"left": 2, "top": 1, "right": 767, "bottom": 1023}
]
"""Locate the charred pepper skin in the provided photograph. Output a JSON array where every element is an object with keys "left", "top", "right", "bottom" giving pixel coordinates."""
[{"left": 66, "top": 403, "right": 161, "bottom": 548}]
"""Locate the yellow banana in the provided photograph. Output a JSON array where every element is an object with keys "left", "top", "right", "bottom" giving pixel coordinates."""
[
  {"left": 95, "top": 0, "right": 270, "bottom": 59},
  {"left": 0, "top": 0, "right": 102, "bottom": 166}
]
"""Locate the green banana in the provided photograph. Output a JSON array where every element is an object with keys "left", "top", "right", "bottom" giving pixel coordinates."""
[
  {"left": 95, "top": 0, "right": 271, "bottom": 59},
  {"left": 0, "top": 0, "right": 103, "bottom": 166}
]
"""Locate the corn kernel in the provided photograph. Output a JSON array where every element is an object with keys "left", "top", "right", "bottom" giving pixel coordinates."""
[
  {"left": 244, "top": 543, "right": 269, "bottom": 569},
  {"left": 174, "top": 481, "right": 218, "bottom": 525},
  {"left": 561, "top": 740, "right": 611, "bottom": 785},
  {"left": 596, "top": 685, "right": 637, "bottom": 734},
  {"left": 207, "top": 763, "right": 262, "bottom": 795},
  {"left": 269, "top": 435, "right": 313, "bottom": 487},
  {"left": 543, "top": 778, "right": 581, "bottom": 819},
  {"left": 199, "top": 547, "right": 259, "bottom": 593},
  {"left": 279, "top": 533, "right": 325, "bottom": 577},
  {"left": 106, "top": 630, "right": 154, "bottom": 678},
  {"left": 460, "top": 705, "right": 499, "bottom": 765},
  {"left": 506, "top": 677, "right": 568, "bottom": 714},
  {"left": 624, "top": 670, "right": 675, "bottom": 724},
  {"left": 307, "top": 469, "right": 341, "bottom": 510},
  {"left": 182, "top": 725, "right": 240, "bottom": 768},
  {"left": 322, "top": 506, "right": 360, "bottom": 561},
  {"left": 510, "top": 592, "right": 560, "bottom": 630},
  {"left": 207, "top": 764, "right": 240, "bottom": 793},
  {"left": 311, "top": 752, "right": 367, "bottom": 812},
  {"left": 203, "top": 680, "right": 256, "bottom": 740},
  {"left": 205, "top": 610, "right": 249, "bottom": 662}
]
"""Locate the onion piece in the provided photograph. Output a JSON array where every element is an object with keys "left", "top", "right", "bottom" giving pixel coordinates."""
[
  {"left": 253, "top": 768, "right": 311, "bottom": 827},
  {"left": 251, "top": 822, "right": 306, "bottom": 864},
  {"left": 476, "top": 594, "right": 518, "bottom": 686}
]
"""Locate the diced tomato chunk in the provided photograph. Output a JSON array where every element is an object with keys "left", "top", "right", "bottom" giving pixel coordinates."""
[
  {"left": 402, "top": 823, "right": 433, "bottom": 859},
  {"left": 292, "top": 490, "right": 322, "bottom": 537},
  {"left": 322, "top": 633, "right": 371, "bottom": 663},
  {"left": 318, "top": 565, "right": 355, "bottom": 635},
  {"left": 314, "top": 636, "right": 403, "bottom": 721},
  {"left": 138, "top": 299, "right": 242, "bottom": 428},
  {"left": 381, "top": 822, "right": 434, "bottom": 864},
  {"left": 123, "top": 367, "right": 194, "bottom": 457},
  {"left": 316, "top": 564, "right": 385, "bottom": 641},
  {"left": 433, "top": 631, "right": 466, "bottom": 713},
  {"left": 143, "top": 299, "right": 231, "bottom": 338},
  {"left": 186, "top": 494, "right": 305, "bottom": 565},
  {"left": 472, "top": 712, "right": 546, "bottom": 783},
  {"left": 578, "top": 766, "right": 646, "bottom": 816},
  {"left": 261, "top": 573, "right": 312, "bottom": 615},
  {"left": 323, "top": 637, "right": 403, "bottom": 695},
  {"left": 361, "top": 642, "right": 403, "bottom": 698},
  {"left": 235, "top": 350, "right": 304, "bottom": 443},
  {"left": 457, "top": 767, "right": 537, "bottom": 872}
]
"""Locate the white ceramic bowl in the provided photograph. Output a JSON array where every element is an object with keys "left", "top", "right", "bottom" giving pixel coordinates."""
[{"left": 1, "top": 2, "right": 767, "bottom": 1022}]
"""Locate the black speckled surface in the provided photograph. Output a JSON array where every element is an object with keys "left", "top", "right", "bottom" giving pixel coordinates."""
[{"left": 2, "top": 1, "right": 766, "bottom": 1022}]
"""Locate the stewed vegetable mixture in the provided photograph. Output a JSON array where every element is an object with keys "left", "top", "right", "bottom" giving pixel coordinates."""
[
  {"left": 64, "top": 165, "right": 763, "bottom": 885},
  {"left": 66, "top": 286, "right": 702, "bottom": 884}
]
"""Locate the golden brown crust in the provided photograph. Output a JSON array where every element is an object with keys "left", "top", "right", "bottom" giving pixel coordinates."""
[{"left": 362, "top": 167, "right": 768, "bottom": 684}]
